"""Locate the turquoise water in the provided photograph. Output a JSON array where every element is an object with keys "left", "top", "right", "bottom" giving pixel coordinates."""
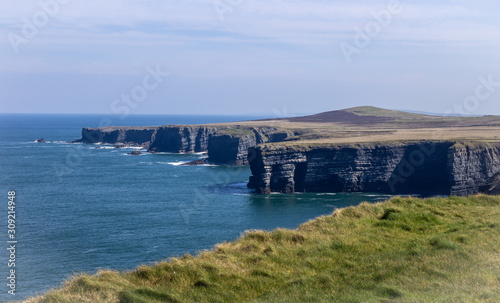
[{"left": 0, "top": 114, "right": 391, "bottom": 301}]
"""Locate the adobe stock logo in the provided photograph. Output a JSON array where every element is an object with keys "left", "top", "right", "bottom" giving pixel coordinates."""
[
  {"left": 340, "top": 0, "right": 404, "bottom": 63},
  {"left": 111, "top": 65, "right": 170, "bottom": 119},
  {"left": 8, "top": 0, "right": 71, "bottom": 54},
  {"left": 212, "top": 0, "right": 245, "bottom": 21},
  {"left": 446, "top": 74, "right": 500, "bottom": 116}
]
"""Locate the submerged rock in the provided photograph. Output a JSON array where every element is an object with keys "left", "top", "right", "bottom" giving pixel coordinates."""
[
  {"left": 128, "top": 151, "right": 142, "bottom": 155},
  {"left": 35, "top": 138, "right": 46, "bottom": 143},
  {"left": 181, "top": 158, "right": 208, "bottom": 166}
]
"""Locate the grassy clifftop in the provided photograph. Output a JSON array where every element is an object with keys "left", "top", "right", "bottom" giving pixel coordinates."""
[{"left": 28, "top": 196, "right": 500, "bottom": 303}]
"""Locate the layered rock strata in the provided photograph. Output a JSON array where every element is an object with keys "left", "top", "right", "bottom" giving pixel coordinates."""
[
  {"left": 76, "top": 127, "right": 159, "bottom": 148},
  {"left": 75, "top": 126, "right": 282, "bottom": 165},
  {"left": 248, "top": 141, "right": 500, "bottom": 196}
]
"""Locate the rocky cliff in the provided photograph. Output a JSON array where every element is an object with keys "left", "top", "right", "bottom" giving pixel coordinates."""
[
  {"left": 75, "top": 125, "right": 285, "bottom": 165},
  {"left": 148, "top": 126, "right": 219, "bottom": 153},
  {"left": 248, "top": 141, "right": 500, "bottom": 196},
  {"left": 77, "top": 127, "right": 159, "bottom": 148},
  {"left": 206, "top": 128, "right": 290, "bottom": 165},
  {"left": 448, "top": 143, "right": 500, "bottom": 195}
]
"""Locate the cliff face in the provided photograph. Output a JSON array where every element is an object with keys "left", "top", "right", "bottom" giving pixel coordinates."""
[
  {"left": 448, "top": 143, "right": 500, "bottom": 195},
  {"left": 79, "top": 127, "right": 159, "bottom": 148},
  {"left": 148, "top": 126, "right": 219, "bottom": 153},
  {"left": 76, "top": 126, "right": 280, "bottom": 165},
  {"left": 206, "top": 128, "right": 278, "bottom": 165},
  {"left": 248, "top": 142, "right": 500, "bottom": 196},
  {"left": 208, "top": 134, "right": 257, "bottom": 165}
]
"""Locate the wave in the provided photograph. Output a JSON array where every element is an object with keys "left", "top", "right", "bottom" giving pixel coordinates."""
[
  {"left": 31, "top": 140, "right": 71, "bottom": 144},
  {"left": 82, "top": 248, "right": 100, "bottom": 254},
  {"left": 164, "top": 161, "right": 189, "bottom": 166},
  {"left": 95, "top": 146, "right": 116, "bottom": 149}
]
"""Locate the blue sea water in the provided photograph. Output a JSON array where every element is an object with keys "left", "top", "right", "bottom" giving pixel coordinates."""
[{"left": 0, "top": 114, "right": 392, "bottom": 301}]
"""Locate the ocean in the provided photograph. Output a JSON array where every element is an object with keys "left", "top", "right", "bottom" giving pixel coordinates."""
[{"left": 0, "top": 114, "right": 391, "bottom": 301}]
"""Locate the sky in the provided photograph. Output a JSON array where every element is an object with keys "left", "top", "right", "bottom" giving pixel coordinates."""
[{"left": 1, "top": 0, "right": 500, "bottom": 116}]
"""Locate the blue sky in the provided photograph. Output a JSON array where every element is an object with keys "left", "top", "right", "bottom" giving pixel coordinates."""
[{"left": 1, "top": 0, "right": 499, "bottom": 116}]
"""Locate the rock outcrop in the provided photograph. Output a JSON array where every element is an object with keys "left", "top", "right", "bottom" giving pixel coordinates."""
[
  {"left": 148, "top": 126, "right": 218, "bottom": 153},
  {"left": 207, "top": 133, "right": 257, "bottom": 165},
  {"left": 248, "top": 141, "right": 500, "bottom": 196},
  {"left": 448, "top": 143, "right": 500, "bottom": 195},
  {"left": 128, "top": 151, "right": 142, "bottom": 156},
  {"left": 76, "top": 127, "right": 159, "bottom": 148},
  {"left": 74, "top": 125, "right": 281, "bottom": 165},
  {"left": 181, "top": 158, "right": 209, "bottom": 166}
]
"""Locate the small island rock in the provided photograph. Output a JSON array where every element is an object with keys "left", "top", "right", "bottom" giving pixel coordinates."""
[{"left": 181, "top": 158, "right": 208, "bottom": 166}]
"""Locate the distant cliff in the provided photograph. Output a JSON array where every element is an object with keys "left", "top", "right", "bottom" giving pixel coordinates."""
[
  {"left": 76, "top": 127, "right": 159, "bottom": 148},
  {"left": 247, "top": 141, "right": 500, "bottom": 196},
  {"left": 74, "top": 125, "right": 292, "bottom": 165}
]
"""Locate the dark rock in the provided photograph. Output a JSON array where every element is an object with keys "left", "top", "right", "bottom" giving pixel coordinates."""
[
  {"left": 128, "top": 151, "right": 142, "bottom": 155},
  {"left": 148, "top": 126, "right": 218, "bottom": 153},
  {"left": 248, "top": 141, "right": 500, "bottom": 196},
  {"left": 79, "top": 126, "right": 158, "bottom": 148},
  {"left": 74, "top": 125, "right": 286, "bottom": 165},
  {"left": 35, "top": 138, "right": 46, "bottom": 143},
  {"left": 207, "top": 133, "right": 257, "bottom": 165},
  {"left": 206, "top": 127, "right": 279, "bottom": 165},
  {"left": 181, "top": 158, "right": 208, "bottom": 166},
  {"left": 480, "top": 173, "right": 500, "bottom": 195}
]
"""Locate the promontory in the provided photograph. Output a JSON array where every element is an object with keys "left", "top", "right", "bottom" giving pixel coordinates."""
[{"left": 72, "top": 106, "right": 500, "bottom": 196}]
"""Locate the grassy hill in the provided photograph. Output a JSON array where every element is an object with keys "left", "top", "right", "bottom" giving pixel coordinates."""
[{"left": 28, "top": 195, "right": 500, "bottom": 303}]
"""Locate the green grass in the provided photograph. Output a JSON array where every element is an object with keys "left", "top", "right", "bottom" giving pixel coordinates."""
[
  {"left": 215, "top": 128, "right": 255, "bottom": 137},
  {"left": 27, "top": 195, "right": 500, "bottom": 303},
  {"left": 343, "top": 106, "right": 428, "bottom": 119}
]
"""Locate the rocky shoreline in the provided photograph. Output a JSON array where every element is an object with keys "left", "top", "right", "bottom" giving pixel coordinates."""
[
  {"left": 72, "top": 125, "right": 294, "bottom": 165},
  {"left": 71, "top": 125, "right": 500, "bottom": 196},
  {"left": 68, "top": 106, "right": 500, "bottom": 196}
]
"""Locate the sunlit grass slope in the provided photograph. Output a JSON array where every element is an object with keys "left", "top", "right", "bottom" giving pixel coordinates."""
[{"left": 27, "top": 195, "right": 500, "bottom": 303}]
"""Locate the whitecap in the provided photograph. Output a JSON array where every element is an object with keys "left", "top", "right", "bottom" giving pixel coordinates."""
[
  {"left": 123, "top": 146, "right": 145, "bottom": 150},
  {"left": 167, "top": 161, "right": 189, "bottom": 166},
  {"left": 82, "top": 248, "right": 99, "bottom": 254}
]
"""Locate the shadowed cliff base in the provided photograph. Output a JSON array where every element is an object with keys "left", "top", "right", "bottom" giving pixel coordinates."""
[{"left": 27, "top": 195, "right": 500, "bottom": 303}]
